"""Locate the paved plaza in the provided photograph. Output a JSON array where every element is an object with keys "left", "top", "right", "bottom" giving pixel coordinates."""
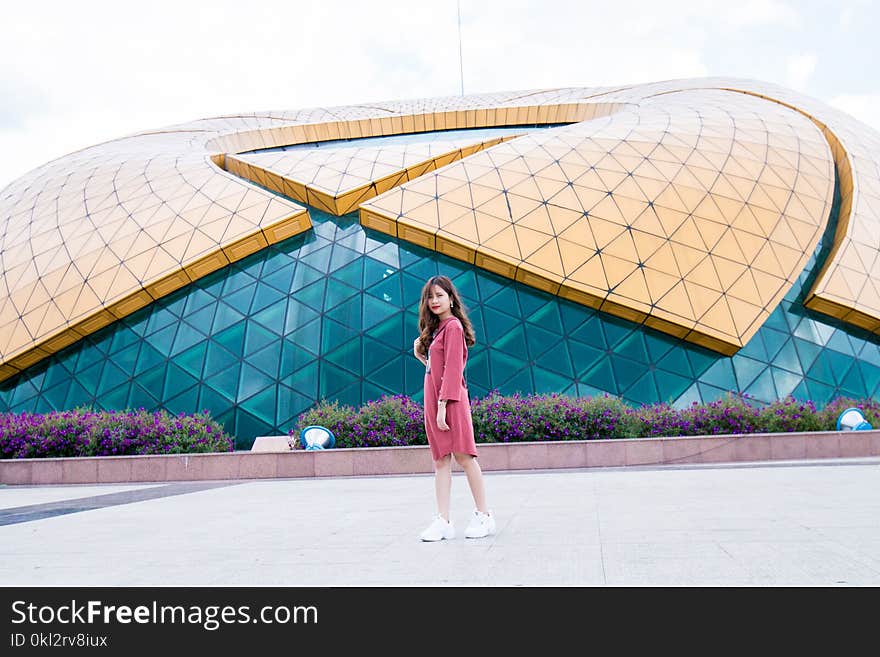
[{"left": 1, "top": 457, "right": 879, "bottom": 586}]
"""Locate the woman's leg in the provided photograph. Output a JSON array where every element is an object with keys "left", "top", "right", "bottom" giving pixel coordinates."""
[
  {"left": 434, "top": 455, "right": 453, "bottom": 520},
  {"left": 454, "top": 453, "right": 488, "bottom": 513}
]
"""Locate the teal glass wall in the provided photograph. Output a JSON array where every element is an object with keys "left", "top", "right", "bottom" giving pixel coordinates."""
[{"left": 2, "top": 179, "right": 880, "bottom": 449}]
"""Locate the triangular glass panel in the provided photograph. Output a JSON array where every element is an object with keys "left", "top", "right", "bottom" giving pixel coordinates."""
[
  {"left": 497, "top": 368, "right": 533, "bottom": 396},
  {"left": 773, "top": 339, "right": 802, "bottom": 375},
  {"left": 184, "top": 305, "right": 216, "bottom": 334},
  {"left": 240, "top": 385, "right": 278, "bottom": 426},
  {"left": 657, "top": 347, "right": 693, "bottom": 378},
  {"left": 803, "top": 378, "right": 835, "bottom": 406},
  {"left": 826, "top": 350, "right": 855, "bottom": 386},
  {"left": 244, "top": 320, "right": 278, "bottom": 356},
  {"left": 211, "top": 302, "right": 246, "bottom": 334},
  {"left": 109, "top": 327, "right": 142, "bottom": 355},
  {"left": 839, "top": 364, "right": 866, "bottom": 398},
  {"left": 492, "top": 325, "right": 528, "bottom": 360},
  {"left": 277, "top": 384, "right": 314, "bottom": 428},
  {"left": 582, "top": 357, "right": 617, "bottom": 393},
  {"left": 97, "top": 383, "right": 131, "bottom": 412},
  {"left": 163, "top": 385, "right": 200, "bottom": 417},
  {"left": 290, "top": 262, "right": 327, "bottom": 293},
  {"left": 164, "top": 362, "right": 200, "bottom": 400},
  {"left": 759, "top": 328, "right": 788, "bottom": 362},
  {"left": 110, "top": 343, "right": 141, "bottom": 376},
  {"left": 569, "top": 316, "right": 607, "bottom": 349},
  {"left": 171, "top": 322, "right": 206, "bottom": 357},
  {"left": 369, "top": 357, "right": 405, "bottom": 395},
  {"left": 262, "top": 263, "right": 297, "bottom": 294},
  {"left": 464, "top": 349, "right": 490, "bottom": 390},
  {"left": 770, "top": 366, "right": 801, "bottom": 398},
  {"left": 246, "top": 343, "right": 281, "bottom": 379},
  {"left": 325, "top": 337, "right": 364, "bottom": 375},
  {"left": 615, "top": 332, "right": 650, "bottom": 364},
  {"left": 525, "top": 323, "right": 560, "bottom": 361},
  {"left": 204, "top": 362, "right": 242, "bottom": 403},
  {"left": 526, "top": 302, "right": 564, "bottom": 336},
  {"left": 366, "top": 272, "right": 404, "bottom": 307},
  {"left": 282, "top": 362, "right": 319, "bottom": 399},
  {"left": 655, "top": 368, "right": 692, "bottom": 403},
  {"left": 535, "top": 343, "right": 574, "bottom": 377},
  {"left": 792, "top": 337, "right": 823, "bottom": 372},
  {"left": 363, "top": 337, "right": 403, "bottom": 375},
  {"left": 183, "top": 288, "right": 218, "bottom": 316},
  {"left": 857, "top": 361, "right": 880, "bottom": 397},
  {"left": 62, "top": 381, "right": 92, "bottom": 411},
  {"left": 623, "top": 371, "right": 659, "bottom": 406},
  {"left": 326, "top": 294, "right": 363, "bottom": 329},
  {"left": 685, "top": 348, "right": 715, "bottom": 378},
  {"left": 601, "top": 317, "right": 634, "bottom": 350},
  {"left": 237, "top": 363, "right": 276, "bottom": 403},
  {"left": 517, "top": 287, "right": 552, "bottom": 317},
  {"left": 234, "top": 409, "right": 274, "bottom": 448},
  {"left": 486, "top": 349, "right": 526, "bottom": 389},
  {"left": 732, "top": 355, "right": 766, "bottom": 390},
  {"left": 143, "top": 322, "right": 177, "bottom": 356},
  {"left": 41, "top": 381, "right": 71, "bottom": 411},
  {"left": 251, "top": 282, "right": 286, "bottom": 315},
  {"left": 805, "top": 353, "right": 836, "bottom": 387},
  {"left": 127, "top": 382, "right": 159, "bottom": 411},
  {"left": 320, "top": 361, "right": 356, "bottom": 399},
  {"left": 221, "top": 283, "right": 257, "bottom": 316},
  {"left": 532, "top": 366, "right": 572, "bottom": 393},
  {"left": 296, "top": 278, "right": 329, "bottom": 312},
  {"left": 214, "top": 321, "right": 246, "bottom": 357}
]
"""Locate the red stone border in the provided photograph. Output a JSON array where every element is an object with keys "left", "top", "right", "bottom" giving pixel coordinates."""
[{"left": 3, "top": 430, "right": 880, "bottom": 485}]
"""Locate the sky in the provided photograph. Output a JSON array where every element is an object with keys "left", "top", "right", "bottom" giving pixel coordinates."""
[{"left": 1, "top": 0, "right": 878, "bottom": 190}]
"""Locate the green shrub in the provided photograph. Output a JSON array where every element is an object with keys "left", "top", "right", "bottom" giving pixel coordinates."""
[
  {"left": 471, "top": 391, "right": 640, "bottom": 442},
  {"left": 679, "top": 393, "right": 762, "bottom": 436},
  {"left": 757, "top": 396, "right": 824, "bottom": 433},
  {"left": 0, "top": 408, "right": 233, "bottom": 459},
  {"left": 292, "top": 399, "right": 356, "bottom": 448},
  {"left": 292, "top": 395, "right": 424, "bottom": 448},
  {"left": 819, "top": 396, "right": 880, "bottom": 430}
]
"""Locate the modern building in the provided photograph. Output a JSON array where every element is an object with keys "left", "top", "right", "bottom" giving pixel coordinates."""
[{"left": 1, "top": 77, "right": 879, "bottom": 447}]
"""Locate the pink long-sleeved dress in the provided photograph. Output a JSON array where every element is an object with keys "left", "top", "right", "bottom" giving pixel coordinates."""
[{"left": 424, "top": 315, "right": 478, "bottom": 461}]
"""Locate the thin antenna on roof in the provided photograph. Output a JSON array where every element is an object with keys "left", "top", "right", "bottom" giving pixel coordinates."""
[{"left": 457, "top": 0, "right": 465, "bottom": 96}]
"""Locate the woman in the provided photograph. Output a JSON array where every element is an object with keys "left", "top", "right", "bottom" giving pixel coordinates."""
[{"left": 413, "top": 275, "right": 495, "bottom": 541}]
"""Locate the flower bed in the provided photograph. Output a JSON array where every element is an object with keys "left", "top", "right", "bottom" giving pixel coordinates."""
[
  {"left": 291, "top": 392, "right": 880, "bottom": 448},
  {"left": 0, "top": 408, "right": 233, "bottom": 459}
]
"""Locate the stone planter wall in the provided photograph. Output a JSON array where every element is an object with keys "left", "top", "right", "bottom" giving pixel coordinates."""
[{"left": 3, "top": 429, "right": 880, "bottom": 485}]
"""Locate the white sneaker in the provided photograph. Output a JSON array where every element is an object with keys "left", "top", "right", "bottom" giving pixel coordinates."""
[
  {"left": 464, "top": 509, "right": 496, "bottom": 539},
  {"left": 420, "top": 515, "right": 455, "bottom": 542}
]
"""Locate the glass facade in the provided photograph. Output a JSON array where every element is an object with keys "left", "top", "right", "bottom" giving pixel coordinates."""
[{"left": 3, "top": 172, "right": 880, "bottom": 450}]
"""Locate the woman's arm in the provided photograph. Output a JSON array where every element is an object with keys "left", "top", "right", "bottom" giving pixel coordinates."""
[
  {"left": 413, "top": 337, "right": 427, "bottom": 366},
  {"left": 438, "top": 322, "right": 464, "bottom": 403}
]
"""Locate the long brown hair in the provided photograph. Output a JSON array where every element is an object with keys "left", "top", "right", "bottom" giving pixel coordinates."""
[{"left": 416, "top": 275, "right": 476, "bottom": 356}]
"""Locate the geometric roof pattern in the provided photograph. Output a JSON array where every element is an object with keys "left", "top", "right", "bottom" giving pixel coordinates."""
[
  {"left": 226, "top": 127, "right": 532, "bottom": 216},
  {"left": 4, "top": 206, "right": 880, "bottom": 447},
  {"left": 0, "top": 146, "right": 310, "bottom": 381},
  {"left": 1, "top": 78, "right": 878, "bottom": 382},
  {"left": 361, "top": 89, "right": 835, "bottom": 354}
]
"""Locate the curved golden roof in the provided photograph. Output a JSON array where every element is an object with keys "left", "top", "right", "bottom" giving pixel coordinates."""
[
  {"left": 0, "top": 79, "right": 878, "bottom": 380},
  {"left": 361, "top": 88, "right": 835, "bottom": 353}
]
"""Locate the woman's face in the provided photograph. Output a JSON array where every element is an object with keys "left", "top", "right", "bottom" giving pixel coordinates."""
[{"left": 427, "top": 284, "right": 452, "bottom": 317}]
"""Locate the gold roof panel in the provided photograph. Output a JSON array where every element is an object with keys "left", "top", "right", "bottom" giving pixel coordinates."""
[
  {"left": 361, "top": 89, "right": 836, "bottom": 353},
  {"left": 1, "top": 79, "right": 878, "bottom": 380}
]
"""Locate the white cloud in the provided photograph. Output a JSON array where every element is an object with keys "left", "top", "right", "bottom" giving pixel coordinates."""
[
  {"left": 829, "top": 93, "right": 880, "bottom": 135},
  {"left": 1, "top": 0, "right": 878, "bottom": 190},
  {"left": 722, "top": 0, "right": 802, "bottom": 28},
  {"left": 786, "top": 53, "right": 817, "bottom": 92}
]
